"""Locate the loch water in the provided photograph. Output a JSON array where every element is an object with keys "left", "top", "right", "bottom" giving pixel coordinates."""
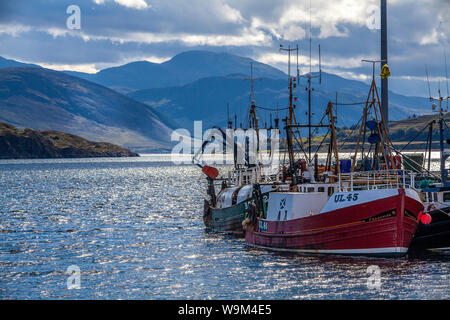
[{"left": 0, "top": 155, "right": 449, "bottom": 299}]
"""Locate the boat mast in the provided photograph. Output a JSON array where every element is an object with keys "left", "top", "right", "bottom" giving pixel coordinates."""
[
  {"left": 428, "top": 51, "right": 450, "bottom": 186},
  {"left": 227, "top": 102, "right": 232, "bottom": 129},
  {"left": 303, "top": 1, "right": 323, "bottom": 161},
  {"left": 352, "top": 59, "right": 394, "bottom": 173},
  {"left": 427, "top": 121, "right": 434, "bottom": 173},
  {"left": 302, "top": 56, "right": 322, "bottom": 162},
  {"left": 381, "top": 0, "right": 389, "bottom": 129},
  {"left": 308, "top": 1, "right": 312, "bottom": 159},
  {"left": 245, "top": 62, "right": 261, "bottom": 165},
  {"left": 430, "top": 90, "right": 449, "bottom": 185},
  {"left": 245, "top": 63, "right": 261, "bottom": 128},
  {"left": 440, "top": 95, "right": 445, "bottom": 184},
  {"left": 327, "top": 102, "right": 340, "bottom": 175},
  {"left": 280, "top": 44, "right": 298, "bottom": 172},
  {"left": 300, "top": 1, "right": 322, "bottom": 162}
]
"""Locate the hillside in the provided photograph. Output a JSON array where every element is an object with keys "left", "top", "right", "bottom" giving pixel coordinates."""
[
  {"left": 0, "top": 67, "right": 176, "bottom": 152},
  {"left": 128, "top": 72, "right": 430, "bottom": 131},
  {"left": 387, "top": 113, "right": 449, "bottom": 150},
  {"left": 0, "top": 56, "right": 41, "bottom": 69},
  {"left": 299, "top": 113, "right": 450, "bottom": 152},
  {"left": 0, "top": 122, "right": 138, "bottom": 159}
]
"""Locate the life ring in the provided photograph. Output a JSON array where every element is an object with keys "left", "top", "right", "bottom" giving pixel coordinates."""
[{"left": 427, "top": 204, "right": 436, "bottom": 212}]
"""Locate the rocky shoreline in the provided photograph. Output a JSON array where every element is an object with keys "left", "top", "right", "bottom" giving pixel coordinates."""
[{"left": 0, "top": 122, "right": 139, "bottom": 159}]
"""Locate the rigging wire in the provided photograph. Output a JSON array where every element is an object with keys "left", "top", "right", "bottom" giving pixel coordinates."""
[
  {"left": 255, "top": 105, "right": 289, "bottom": 111},
  {"left": 313, "top": 128, "right": 330, "bottom": 157},
  {"left": 330, "top": 101, "right": 368, "bottom": 106},
  {"left": 425, "top": 64, "right": 432, "bottom": 99},
  {"left": 398, "top": 121, "right": 434, "bottom": 152},
  {"left": 389, "top": 142, "right": 440, "bottom": 180},
  {"left": 444, "top": 118, "right": 450, "bottom": 132},
  {"left": 338, "top": 113, "right": 365, "bottom": 149}
]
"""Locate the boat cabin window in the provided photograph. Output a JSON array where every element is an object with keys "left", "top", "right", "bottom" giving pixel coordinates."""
[
  {"left": 307, "top": 187, "right": 315, "bottom": 192},
  {"left": 433, "top": 193, "right": 438, "bottom": 202},
  {"left": 428, "top": 193, "right": 432, "bottom": 202},
  {"left": 318, "top": 187, "right": 325, "bottom": 192},
  {"left": 328, "top": 187, "right": 335, "bottom": 197},
  {"left": 444, "top": 192, "right": 450, "bottom": 203}
]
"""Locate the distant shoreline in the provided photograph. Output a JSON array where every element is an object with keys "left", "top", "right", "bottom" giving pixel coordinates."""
[{"left": 0, "top": 122, "right": 139, "bottom": 159}]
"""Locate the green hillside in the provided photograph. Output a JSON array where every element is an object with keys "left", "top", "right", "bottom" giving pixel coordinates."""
[{"left": 283, "top": 112, "right": 449, "bottom": 152}]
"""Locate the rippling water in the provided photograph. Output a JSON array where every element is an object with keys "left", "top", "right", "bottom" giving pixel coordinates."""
[{"left": 0, "top": 155, "right": 449, "bottom": 299}]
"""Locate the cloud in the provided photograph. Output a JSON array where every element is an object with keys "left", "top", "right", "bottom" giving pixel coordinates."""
[
  {"left": 419, "top": 21, "right": 449, "bottom": 46},
  {"left": 28, "top": 27, "right": 272, "bottom": 47},
  {"left": 94, "top": 0, "right": 150, "bottom": 10},
  {"left": 0, "top": 0, "right": 448, "bottom": 97},
  {"left": 39, "top": 62, "right": 99, "bottom": 73},
  {"left": 0, "top": 24, "right": 31, "bottom": 36}
]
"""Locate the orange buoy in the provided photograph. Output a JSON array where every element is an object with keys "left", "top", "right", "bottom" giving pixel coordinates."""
[
  {"left": 202, "top": 165, "right": 219, "bottom": 179},
  {"left": 420, "top": 213, "right": 432, "bottom": 225}
]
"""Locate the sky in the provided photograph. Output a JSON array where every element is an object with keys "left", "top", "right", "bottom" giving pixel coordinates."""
[{"left": 0, "top": 0, "right": 448, "bottom": 97}]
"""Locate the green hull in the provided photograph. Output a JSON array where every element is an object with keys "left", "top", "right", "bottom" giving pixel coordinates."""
[
  {"left": 204, "top": 200, "right": 248, "bottom": 234},
  {"left": 203, "top": 191, "right": 270, "bottom": 234}
]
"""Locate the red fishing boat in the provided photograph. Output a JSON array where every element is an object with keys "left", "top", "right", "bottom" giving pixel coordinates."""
[
  {"left": 243, "top": 51, "right": 424, "bottom": 257},
  {"left": 245, "top": 178, "right": 423, "bottom": 256}
]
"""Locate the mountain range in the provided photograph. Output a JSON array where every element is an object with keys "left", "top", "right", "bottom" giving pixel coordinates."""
[
  {"left": 64, "top": 51, "right": 286, "bottom": 94},
  {"left": 0, "top": 51, "right": 433, "bottom": 152}
]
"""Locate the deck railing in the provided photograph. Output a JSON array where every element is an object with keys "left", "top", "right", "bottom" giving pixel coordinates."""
[
  {"left": 226, "top": 166, "right": 282, "bottom": 186},
  {"left": 221, "top": 166, "right": 418, "bottom": 192},
  {"left": 336, "top": 169, "right": 416, "bottom": 192}
]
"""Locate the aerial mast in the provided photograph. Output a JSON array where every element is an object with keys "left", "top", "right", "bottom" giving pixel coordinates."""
[
  {"left": 280, "top": 44, "right": 299, "bottom": 171},
  {"left": 297, "top": 0, "right": 323, "bottom": 162}
]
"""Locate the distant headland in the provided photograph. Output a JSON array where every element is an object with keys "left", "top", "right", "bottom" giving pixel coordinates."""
[{"left": 0, "top": 122, "right": 139, "bottom": 159}]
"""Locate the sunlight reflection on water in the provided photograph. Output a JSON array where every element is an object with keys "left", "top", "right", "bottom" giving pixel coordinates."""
[{"left": 0, "top": 154, "right": 448, "bottom": 299}]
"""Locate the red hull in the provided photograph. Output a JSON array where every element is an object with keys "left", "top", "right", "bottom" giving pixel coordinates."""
[{"left": 245, "top": 189, "right": 423, "bottom": 257}]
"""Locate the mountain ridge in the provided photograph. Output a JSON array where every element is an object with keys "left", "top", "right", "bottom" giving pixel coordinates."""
[
  {"left": 0, "top": 56, "right": 41, "bottom": 69},
  {"left": 63, "top": 50, "right": 287, "bottom": 93}
]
